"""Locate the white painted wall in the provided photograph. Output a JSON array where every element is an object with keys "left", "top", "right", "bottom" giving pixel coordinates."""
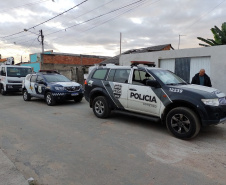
[
  {"left": 119, "top": 45, "right": 226, "bottom": 93},
  {"left": 160, "top": 59, "right": 175, "bottom": 72}
]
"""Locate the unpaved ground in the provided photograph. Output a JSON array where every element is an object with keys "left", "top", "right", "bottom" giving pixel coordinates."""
[{"left": 0, "top": 94, "right": 226, "bottom": 185}]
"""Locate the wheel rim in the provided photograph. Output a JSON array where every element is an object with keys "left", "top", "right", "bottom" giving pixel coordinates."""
[
  {"left": 94, "top": 100, "right": 104, "bottom": 115},
  {"left": 170, "top": 114, "right": 191, "bottom": 134},
  {"left": 46, "top": 94, "right": 52, "bottom": 104},
  {"left": 24, "top": 91, "right": 27, "bottom": 100}
]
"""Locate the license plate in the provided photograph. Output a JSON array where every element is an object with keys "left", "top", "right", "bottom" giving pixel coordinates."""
[{"left": 71, "top": 92, "right": 78, "bottom": 96}]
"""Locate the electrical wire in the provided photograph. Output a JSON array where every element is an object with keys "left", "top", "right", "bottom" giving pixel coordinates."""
[
  {"left": 14, "top": 0, "right": 152, "bottom": 45},
  {"left": 0, "top": 0, "right": 88, "bottom": 39},
  {"left": 50, "top": 0, "right": 153, "bottom": 42},
  {"left": 43, "top": 0, "right": 116, "bottom": 34},
  {"left": 187, "top": 0, "right": 226, "bottom": 29},
  {"left": 46, "top": 0, "right": 146, "bottom": 37}
]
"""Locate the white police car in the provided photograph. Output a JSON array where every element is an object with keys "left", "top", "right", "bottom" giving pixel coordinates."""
[
  {"left": 84, "top": 62, "right": 226, "bottom": 139},
  {"left": 22, "top": 70, "right": 83, "bottom": 106}
]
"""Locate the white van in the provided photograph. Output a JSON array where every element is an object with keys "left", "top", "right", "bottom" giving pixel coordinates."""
[{"left": 0, "top": 65, "right": 32, "bottom": 95}]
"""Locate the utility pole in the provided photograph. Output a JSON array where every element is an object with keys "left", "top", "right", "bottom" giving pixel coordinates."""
[
  {"left": 178, "top": 34, "right": 186, "bottom": 49},
  {"left": 120, "top": 32, "right": 122, "bottom": 55},
  {"left": 39, "top": 30, "right": 44, "bottom": 53}
]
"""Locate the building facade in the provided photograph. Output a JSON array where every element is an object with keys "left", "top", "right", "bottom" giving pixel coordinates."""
[
  {"left": 20, "top": 51, "right": 109, "bottom": 84},
  {"left": 120, "top": 45, "right": 226, "bottom": 93}
]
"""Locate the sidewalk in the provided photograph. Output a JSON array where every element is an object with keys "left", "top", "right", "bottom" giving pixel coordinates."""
[{"left": 0, "top": 149, "right": 28, "bottom": 185}]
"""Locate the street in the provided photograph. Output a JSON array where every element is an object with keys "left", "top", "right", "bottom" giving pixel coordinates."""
[{"left": 0, "top": 93, "right": 226, "bottom": 185}]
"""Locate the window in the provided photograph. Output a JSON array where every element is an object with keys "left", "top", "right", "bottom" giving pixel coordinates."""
[
  {"left": 6, "top": 67, "right": 32, "bottom": 77},
  {"left": 37, "top": 75, "right": 44, "bottom": 82},
  {"left": 107, "top": 69, "right": 116, "bottom": 81},
  {"left": 92, "top": 69, "right": 108, "bottom": 80},
  {"left": 150, "top": 69, "right": 185, "bottom": 85},
  {"left": 113, "top": 69, "right": 130, "bottom": 83},
  {"left": 44, "top": 74, "right": 71, "bottom": 82},
  {"left": 132, "top": 70, "right": 154, "bottom": 85},
  {"left": 30, "top": 75, "right": 37, "bottom": 82}
]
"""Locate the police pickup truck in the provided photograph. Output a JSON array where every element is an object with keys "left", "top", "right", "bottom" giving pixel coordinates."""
[{"left": 84, "top": 63, "right": 226, "bottom": 139}]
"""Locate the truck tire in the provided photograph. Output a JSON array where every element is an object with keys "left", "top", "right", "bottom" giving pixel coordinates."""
[
  {"left": 23, "top": 89, "right": 31, "bottom": 101},
  {"left": 92, "top": 96, "right": 110, "bottom": 118},
  {"left": 166, "top": 107, "right": 201, "bottom": 139},
  {"left": 45, "top": 92, "right": 56, "bottom": 106},
  {"left": 0, "top": 85, "right": 6, "bottom": 95}
]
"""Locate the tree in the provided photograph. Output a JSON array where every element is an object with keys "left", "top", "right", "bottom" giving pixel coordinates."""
[{"left": 197, "top": 22, "right": 226, "bottom": 47}]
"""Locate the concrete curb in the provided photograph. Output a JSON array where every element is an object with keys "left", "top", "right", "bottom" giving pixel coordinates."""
[{"left": 0, "top": 149, "right": 28, "bottom": 185}]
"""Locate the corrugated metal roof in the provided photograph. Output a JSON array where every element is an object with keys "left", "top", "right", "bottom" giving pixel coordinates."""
[{"left": 100, "top": 44, "right": 173, "bottom": 65}]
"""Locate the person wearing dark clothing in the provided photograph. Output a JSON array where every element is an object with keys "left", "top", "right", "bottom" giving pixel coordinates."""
[{"left": 191, "top": 69, "right": 212, "bottom": 87}]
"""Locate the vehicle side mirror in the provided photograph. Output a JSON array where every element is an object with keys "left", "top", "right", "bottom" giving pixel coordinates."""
[
  {"left": 146, "top": 80, "right": 161, "bottom": 88},
  {"left": 37, "top": 79, "right": 45, "bottom": 84}
]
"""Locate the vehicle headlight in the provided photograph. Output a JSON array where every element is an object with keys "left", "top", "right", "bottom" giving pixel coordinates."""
[
  {"left": 201, "top": 99, "right": 219, "bottom": 106},
  {"left": 55, "top": 86, "right": 64, "bottom": 91}
]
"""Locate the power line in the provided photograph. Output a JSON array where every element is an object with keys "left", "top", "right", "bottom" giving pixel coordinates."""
[
  {"left": 46, "top": 0, "right": 146, "bottom": 36},
  {"left": 15, "top": 0, "right": 152, "bottom": 45},
  {"left": 51, "top": 0, "right": 153, "bottom": 41},
  {"left": 3, "top": 0, "right": 157, "bottom": 55},
  {"left": 0, "top": 0, "right": 88, "bottom": 39},
  {"left": 2, "top": 0, "right": 115, "bottom": 45},
  {"left": 43, "top": 0, "right": 116, "bottom": 34},
  {"left": 187, "top": 0, "right": 226, "bottom": 29},
  {"left": 49, "top": 0, "right": 158, "bottom": 46}
]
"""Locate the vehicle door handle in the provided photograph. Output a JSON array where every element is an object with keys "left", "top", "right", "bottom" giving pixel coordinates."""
[{"left": 129, "top": 88, "right": 137, "bottom": 91}]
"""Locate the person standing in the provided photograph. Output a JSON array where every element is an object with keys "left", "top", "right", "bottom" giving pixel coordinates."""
[{"left": 191, "top": 69, "right": 212, "bottom": 87}]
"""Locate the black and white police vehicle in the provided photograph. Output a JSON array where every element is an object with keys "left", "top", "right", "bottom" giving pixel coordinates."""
[
  {"left": 84, "top": 62, "right": 226, "bottom": 139},
  {"left": 22, "top": 70, "right": 83, "bottom": 106}
]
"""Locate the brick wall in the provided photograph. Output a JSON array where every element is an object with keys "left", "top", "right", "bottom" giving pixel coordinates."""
[
  {"left": 162, "top": 45, "right": 171, "bottom": 50},
  {"left": 42, "top": 54, "right": 107, "bottom": 65}
]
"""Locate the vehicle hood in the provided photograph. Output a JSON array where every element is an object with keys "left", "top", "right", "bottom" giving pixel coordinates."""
[
  {"left": 174, "top": 84, "right": 225, "bottom": 98},
  {"left": 50, "top": 81, "right": 81, "bottom": 87}
]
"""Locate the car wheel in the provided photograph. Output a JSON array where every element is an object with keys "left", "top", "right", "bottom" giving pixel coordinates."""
[
  {"left": 74, "top": 96, "right": 83, "bottom": 103},
  {"left": 1, "top": 85, "right": 6, "bottom": 95},
  {"left": 166, "top": 107, "right": 201, "bottom": 139},
  {"left": 92, "top": 96, "right": 110, "bottom": 118},
  {"left": 23, "top": 89, "right": 31, "bottom": 101},
  {"left": 45, "top": 92, "right": 56, "bottom": 106}
]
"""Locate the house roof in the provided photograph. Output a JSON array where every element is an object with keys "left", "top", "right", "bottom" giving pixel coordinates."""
[{"left": 100, "top": 44, "right": 174, "bottom": 65}]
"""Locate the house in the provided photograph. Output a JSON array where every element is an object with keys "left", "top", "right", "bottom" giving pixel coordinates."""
[
  {"left": 100, "top": 44, "right": 174, "bottom": 65},
  {"left": 119, "top": 45, "right": 226, "bottom": 93},
  {"left": 20, "top": 51, "right": 109, "bottom": 84}
]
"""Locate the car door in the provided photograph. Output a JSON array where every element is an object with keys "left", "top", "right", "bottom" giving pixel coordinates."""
[
  {"left": 104, "top": 69, "right": 131, "bottom": 109},
  {"left": 127, "top": 69, "right": 162, "bottom": 116},
  {"left": 27, "top": 74, "right": 37, "bottom": 95},
  {"left": 34, "top": 75, "right": 45, "bottom": 98}
]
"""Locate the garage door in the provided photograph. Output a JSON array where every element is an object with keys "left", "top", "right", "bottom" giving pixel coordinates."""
[
  {"left": 159, "top": 59, "right": 175, "bottom": 72},
  {"left": 190, "top": 57, "right": 210, "bottom": 83}
]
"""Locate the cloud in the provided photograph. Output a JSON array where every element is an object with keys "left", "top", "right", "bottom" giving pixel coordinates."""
[{"left": 0, "top": 0, "right": 225, "bottom": 62}]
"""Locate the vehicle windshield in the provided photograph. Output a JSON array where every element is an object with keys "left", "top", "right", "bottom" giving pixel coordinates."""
[
  {"left": 7, "top": 67, "right": 32, "bottom": 77},
  {"left": 44, "top": 74, "right": 71, "bottom": 82},
  {"left": 150, "top": 69, "right": 187, "bottom": 85}
]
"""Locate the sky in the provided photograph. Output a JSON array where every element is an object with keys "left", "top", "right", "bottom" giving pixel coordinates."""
[{"left": 0, "top": 0, "right": 225, "bottom": 63}]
